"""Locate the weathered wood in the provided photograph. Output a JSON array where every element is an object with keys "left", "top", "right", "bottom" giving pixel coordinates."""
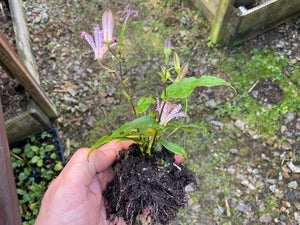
[
  {"left": 229, "top": 0, "right": 300, "bottom": 45},
  {"left": 193, "top": 0, "right": 300, "bottom": 45},
  {"left": 210, "top": 0, "right": 235, "bottom": 43},
  {"left": 6, "top": 99, "right": 52, "bottom": 144},
  {"left": 192, "top": 0, "right": 221, "bottom": 23},
  {"left": 7, "top": 0, "right": 40, "bottom": 84},
  {"left": 0, "top": 33, "right": 58, "bottom": 119},
  {"left": 0, "top": 99, "right": 22, "bottom": 225}
]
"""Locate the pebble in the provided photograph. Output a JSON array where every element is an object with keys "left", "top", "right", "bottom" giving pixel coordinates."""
[
  {"left": 210, "top": 120, "right": 224, "bottom": 127},
  {"left": 213, "top": 205, "right": 224, "bottom": 216},
  {"left": 230, "top": 148, "right": 238, "bottom": 154},
  {"left": 236, "top": 202, "right": 247, "bottom": 213},
  {"left": 259, "top": 213, "right": 272, "bottom": 223},
  {"left": 42, "top": 12, "right": 49, "bottom": 23},
  {"left": 288, "top": 181, "right": 298, "bottom": 189},
  {"left": 235, "top": 119, "right": 247, "bottom": 131},
  {"left": 251, "top": 90, "right": 259, "bottom": 99},
  {"left": 185, "top": 184, "right": 195, "bottom": 192},
  {"left": 269, "top": 184, "right": 276, "bottom": 192},
  {"left": 287, "top": 162, "right": 300, "bottom": 173},
  {"left": 287, "top": 190, "right": 297, "bottom": 201},
  {"left": 206, "top": 99, "right": 216, "bottom": 107},
  {"left": 279, "top": 214, "right": 286, "bottom": 221}
]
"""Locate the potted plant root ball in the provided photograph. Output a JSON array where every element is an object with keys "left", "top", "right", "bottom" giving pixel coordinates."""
[{"left": 80, "top": 5, "right": 235, "bottom": 224}]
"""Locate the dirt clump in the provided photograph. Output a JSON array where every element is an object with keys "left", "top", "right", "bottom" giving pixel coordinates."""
[{"left": 104, "top": 144, "right": 196, "bottom": 225}]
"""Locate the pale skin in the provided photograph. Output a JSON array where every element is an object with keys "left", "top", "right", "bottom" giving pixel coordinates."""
[{"left": 35, "top": 140, "right": 184, "bottom": 225}]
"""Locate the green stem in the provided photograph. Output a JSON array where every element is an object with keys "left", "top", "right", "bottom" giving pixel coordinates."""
[
  {"left": 97, "top": 60, "right": 115, "bottom": 73},
  {"left": 108, "top": 46, "right": 137, "bottom": 118}
]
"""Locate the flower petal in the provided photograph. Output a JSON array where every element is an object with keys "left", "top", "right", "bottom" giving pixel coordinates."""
[
  {"left": 94, "top": 25, "right": 102, "bottom": 51},
  {"left": 102, "top": 9, "right": 114, "bottom": 42},
  {"left": 81, "top": 32, "right": 96, "bottom": 52},
  {"left": 124, "top": 5, "right": 138, "bottom": 23}
]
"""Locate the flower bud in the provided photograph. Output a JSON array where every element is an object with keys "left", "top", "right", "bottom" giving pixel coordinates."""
[
  {"left": 102, "top": 9, "right": 114, "bottom": 43},
  {"left": 173, "top": 53, "right": 180, "bottom": 74},
  {"left": 164, "top": 38, "right": 172, "bottom": 57},
  {"left": 179, "top": 62, "right": 188, "bottom": 80}
]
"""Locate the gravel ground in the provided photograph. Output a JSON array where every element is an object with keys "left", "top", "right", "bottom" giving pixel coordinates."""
[{"left": 2, "top": 0, "right": 300, "bottom": 224}]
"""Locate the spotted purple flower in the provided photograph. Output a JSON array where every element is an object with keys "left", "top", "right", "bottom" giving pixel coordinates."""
[
  {"left": 156, "top": 99, "right": 186, "bottom": 126},
  {"left": 81, "top": 9, "right": 117, "bottom": 60},
  {"left": 81, "top": 25, "right": 107, "bottom": 60}
]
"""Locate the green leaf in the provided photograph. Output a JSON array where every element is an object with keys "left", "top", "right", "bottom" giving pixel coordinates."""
[
  {"left": 54, "top": 162, "right": 63, "bottom": 171},
  {"left": 45, "top": 144, "right": 55, "bottom": 152},
  {"left": 89, "top": 116, "right": 160, "bottom": 159},
  {"left": 50, "top": 153, "right": 57, "bottom": 159},
  {"left": 165, "top": 76, "right": 236, "bottom": 99},
  {"left": 122, "top": 91, "right": 131, "bottom": 100},
  {"left": 12, "top": 148, "right": 22, "bottom": 154},
  {"left": 112, "top": 115, "right": 159, "bottom": 137},
  {"left": 29, "top": 156, "right": 40, "bottom": 164},
  {"left": 89, "top": 136, "right": 112, "bottom": 158},
  {"left": 157, "top": 139, "right": 187, "bottom": 158},
  {"left": 136, "top": 97, "right": 156, "bottom": 114},
  {"left": 30, "top": 145, "right": 39, "bottom": 153},
  {"left": 37, "top": 159, "right": 43, "bottom": 167},
  {"left": 118, "top": 22, "right": 127, "bottom": 52}
]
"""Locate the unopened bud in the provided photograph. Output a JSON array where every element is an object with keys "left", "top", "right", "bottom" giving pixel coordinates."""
[
  {"left": 173, "top": 53, "right": 180, "bottom": 74},
  {"left": 164, "top": 38, "right": 172, "bottom": 57},
  {"left": 179, "top": 62, "right": 188, "bottom": 80}
]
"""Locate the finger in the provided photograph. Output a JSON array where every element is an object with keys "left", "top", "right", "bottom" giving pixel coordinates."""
[{"left": 58, "top": 140, "right": 134, "bottom": 186}]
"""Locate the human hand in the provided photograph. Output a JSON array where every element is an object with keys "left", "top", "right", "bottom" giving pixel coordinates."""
[{"left": 35, "top": 140, "right": 133, "bottom": 225}]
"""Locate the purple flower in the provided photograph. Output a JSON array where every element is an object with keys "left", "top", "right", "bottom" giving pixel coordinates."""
[
  {"left": 81, "top": 25, "right": 108, "bottom": 60},
  {"left": 156, "top": 99, "right": 186, "bottom": 126},
  {"left": 81, "top": 9, "right": 117, "bottom": 60},
  {"left": 102, "top": 9, "right": 115, "bottom": 43},
  {"left": 124, "top": 5, "right": 138, "bottom": 23}
]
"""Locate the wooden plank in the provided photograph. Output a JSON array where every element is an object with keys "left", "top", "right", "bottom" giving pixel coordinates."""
[
  {"left": 193, "top": 0, "right": 221, "bottom": 23},
  {"left": 7, "top": 0, "right": 40, "bottom": 84},
  {"left": 210, "top": 0, "right": 235, "bottom": 43},
  {"left": 0, "top": 33, "right": 58, "bottom": 119},
  {"left": 6, "top": 99, "right": 52, "bottom": 144},
  {"left": 0, "top": 99, "right": 22, "bottom": 225},
  {"left": 231, "top": 0, "right": 300, "bottom": 44}
]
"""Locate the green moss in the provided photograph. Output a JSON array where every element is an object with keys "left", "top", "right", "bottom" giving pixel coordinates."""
[{"left": 218, "top": 48, "right": 300, "bottom": 138}]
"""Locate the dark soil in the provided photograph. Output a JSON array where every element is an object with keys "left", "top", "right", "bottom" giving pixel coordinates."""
[
  {"left": 251, "top": 78, "right": 284, "bottom": 104},
  {"left": 104, "top": 144, "right": 196, "bottom": 225},
  {"left": 0, "top": 71, "right": 27, "bottom": 120},
  {"left": 234, "top": 0, "right": 270, "bottom": 9},
  {"left": 0, "top": 0, "right": 26, "bottom": 121}
]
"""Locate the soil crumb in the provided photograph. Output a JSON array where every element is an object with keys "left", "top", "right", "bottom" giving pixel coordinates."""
[{"left": 104, "top": 144, "right": 196, "bottom": 225}]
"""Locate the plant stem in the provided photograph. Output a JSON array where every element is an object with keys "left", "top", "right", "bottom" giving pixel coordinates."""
[
  {"left": 108, "top": 46, "right": 137, "bottom": 118},
  {"left": 97, "top": 60, "right": 115, "bottom": 73},
  {"left": 150, "top": 58, "right": 170, "bottom": 154}
]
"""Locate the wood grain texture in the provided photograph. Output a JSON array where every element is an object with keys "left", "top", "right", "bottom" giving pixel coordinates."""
[
  {"left": 193, "top": 0, "right": 221, "bottom": 22},
  {"left": 210, "top": 0, "right": 235, "bottom": 43},
  {"left": 8, "top": 0, "right": 40, "bottom": 84},
  {"left": 0, "top": 99, "right": 22, "bottom": 225},
  {"left": 224, "top": 0, "right": 300, "bottom": 44}
]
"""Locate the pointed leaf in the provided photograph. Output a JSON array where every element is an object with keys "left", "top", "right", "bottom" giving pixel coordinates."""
[
  {"left": 157, "top": 139, "right": 187, "bottom": 158},
  {"left": 165, "top": 76, "right": 236, "bottom": 99},
  {"left": 136, "top": 97, "right": 156, "bottom": 114},
  {"left": 88, "top": 136, "right": 112, "bottom": 158},
  {"left": 112, "top": 115, "right": 159, "bottom": 137}
]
